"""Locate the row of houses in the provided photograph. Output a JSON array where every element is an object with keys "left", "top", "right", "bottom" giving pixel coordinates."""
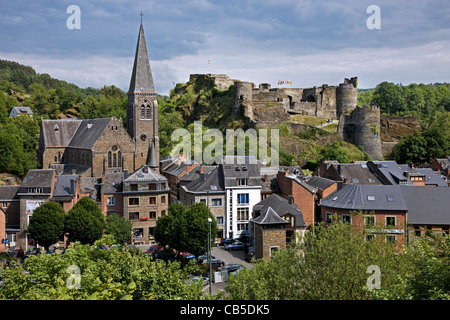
[{"left": 1, "top": 155, "right": 449, "bottom": 259}]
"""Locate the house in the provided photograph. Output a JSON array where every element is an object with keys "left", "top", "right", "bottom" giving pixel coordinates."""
[
  {"left": 276, "top": 169, "right": 317, "bottom": 228},
  {"left": 319, "top": 184, "right": 409, "bottom": 247},
  {"left": 400, "top": 186, "right": 450, "bottom": 239},
  {"left": 252, "top": 193, "right": 306, "bottom": 245},
  {"left": 17, "top": 169, "right": 58, "bottom": 250},
  {"left": 161, "top": 156, "right": 200, "bottom": 203},
  {"left": 9, "top": 106, "right": 33, "bottom": 117},
  {"left": 180, "top": 166, "right": 226, "bottom": 239},
  {"left": 366, "top": 161, "right": 414, "bottom": 186},
  {"left": 101, "top": 172, "right": 124, "bottom": 217},
  {"left": 398, "top": 164, "right": 448, "bottom": 187},
  {"left": 122, "top": 165, "right": 169, "bottom": 245},
  {"left": 0, "top": 186, "right": 20, "bottom": 252},
  {"left": 252, "top": 207, "right": 290, "bottom": 260},
  {"left": 313, "top": 161, "right": 382, "bottom": 185},
  {"left": 222, "top": 156, "right": 262, "bottom": 239}
]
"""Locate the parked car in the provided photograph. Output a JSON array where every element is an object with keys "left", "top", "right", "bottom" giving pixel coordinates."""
[
  {"left": 144, "top": 245, "right": 163, "bottom": 256},
  {"left": 11, "top": 249, "right": 24, "bottom": 258},
  {"left": 202, "top": 259, "right": 225, "bottom": 270},
  {"left": 189, "top": 276, "right": 209, "bottom": 287},
  {"left": 221, "top": 238, "right": 237, "bottom": 246},
  {"left": 220, "top": 264, "right": 244, "bottom": 273},
  {"left": 197, "top": 254, "right": 215, "bottom": 263},
  {"left": 225, "top": 241, "right": 245, "bottom": 251}
]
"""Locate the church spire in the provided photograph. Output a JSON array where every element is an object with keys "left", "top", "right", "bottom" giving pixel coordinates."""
[
  {"left": 146, "top": 139, "right": 158, "bottom": 169},
  {"left": 128, "top": 21, "right": 156, "bottom": 93}
]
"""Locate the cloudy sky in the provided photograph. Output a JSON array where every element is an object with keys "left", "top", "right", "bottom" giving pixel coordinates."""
[{"left": 0, "top": 0, "right": 449, "bottom": 95}]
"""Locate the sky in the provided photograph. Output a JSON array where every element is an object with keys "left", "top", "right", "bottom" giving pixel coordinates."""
[{"left": 0, "top": 0, "right": 449, "bottom": 95}]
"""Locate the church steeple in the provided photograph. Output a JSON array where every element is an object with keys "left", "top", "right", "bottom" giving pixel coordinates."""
[
  {"left": 128, "top": 23, "right": 156, "bottom": 94},
  {"left": 127, "top": 20, "right": 159, "bottom": 172}
]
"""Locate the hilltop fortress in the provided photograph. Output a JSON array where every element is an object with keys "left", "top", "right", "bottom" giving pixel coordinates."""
[{"left": 189, "top": 74, "right": 382, "bottom": 160}]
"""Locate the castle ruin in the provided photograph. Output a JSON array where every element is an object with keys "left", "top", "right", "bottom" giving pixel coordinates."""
[{"left": 192, "top": 74, "right": 381, "bottom": 160}]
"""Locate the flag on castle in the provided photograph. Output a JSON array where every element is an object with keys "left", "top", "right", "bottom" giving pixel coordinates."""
[{"left": 278, "top": 80, "right": 292, "bottom": 85}]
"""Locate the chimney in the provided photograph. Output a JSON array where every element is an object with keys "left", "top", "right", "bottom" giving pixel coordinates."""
[
  {"left": 199, "top": 164, "right": 203, "bottom": 174},
  {"left": 264, "top": 175, "right": 268, "bottom": 182},
  {"left": 288, "top": 195, "right": 293, "bottom": 205}
]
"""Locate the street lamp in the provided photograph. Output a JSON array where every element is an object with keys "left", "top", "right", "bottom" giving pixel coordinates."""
[{"left": 207, "top": 217, "right": 212, "bottom": 295}]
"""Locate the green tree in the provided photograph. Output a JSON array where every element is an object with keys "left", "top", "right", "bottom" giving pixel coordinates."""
[
  {"left": 154, "top": 203, "right": 218, "bottom": 257},
  {"left": 105, "top": 214, "right": 132, "bottom": 245},
  {"left": 225, "top": 215, "right": 409, "bottom": 300},
  {"left": 65, "top": 197, "right": 106, "bottom": 245},
  {"left": 28, "top": 201, "right": 66, "bottom": 251}
]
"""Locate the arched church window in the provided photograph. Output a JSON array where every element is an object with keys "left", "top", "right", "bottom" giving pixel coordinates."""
[
  {"left": 140, "top": 105, "right": 145, "bottom": 119},
  {"left": 113, "top": 153, "right": 117, "bottom": 167},
  {"left": 118, "top": 151, "right": 122, "bottom": 167},
  {"left": 146, "top": 105, "right": 151, "bottom": 119}
]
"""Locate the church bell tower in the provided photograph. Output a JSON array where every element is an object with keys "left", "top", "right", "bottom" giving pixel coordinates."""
[{"left": 127, "top": 21, "right": 159, "bottom": 171}]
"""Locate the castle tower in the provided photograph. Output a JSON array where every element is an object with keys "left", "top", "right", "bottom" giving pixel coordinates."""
[
  {"left": 127, "top": 22, "right": 159, "bottom": 171},
  {"left": 232, "top": 81, "right": 255, "bottom": 121},
  {"left": 336, "top": 77, "right": 358, "bottom": 118}
]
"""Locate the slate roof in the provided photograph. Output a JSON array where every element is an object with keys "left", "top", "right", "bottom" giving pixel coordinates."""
[
  {"left": 252, "top": 207, "right": 289, "bottom": 225},
  {"left": 67, "top": 118, "right": 112, "bottom": 149},
  {"left": 284, "top": 173, "right": 317, "bottom": 194},
  {"left": 401, "top": 186, "right": 450, "bottom": 225},
  {"left": 368, "top": 161, "right": 414, "bottom": 186},
  {"left": 337, "top": 163, "right": 382, "bottom": 185},
  {"left": 20, "top": 169, "right": 55, "bottom": 188},
  {"left": 10, "top": 106, "right": 33, "bottom": 116},
  {"left": 320, "top": 184, "right": 408, "bottom": 212},
  {"left": 222, "top": 156, "right": 261, "bottom": 188},
  {"left": 52, "top": 175, "right": 77, "bottom": 198},
  {"left": 253, "top": 193, "right": 305, "bottom": 228},
  {"left": 305, "top": 176, "right": 336, "bottom": 190},
  {"left": 179, "top": 165, "right": 216, "bottom": 183},
  {"left": 182, "top": 166, "right": 225, "bottom": 194},
  {"left": 124, "top": 165, "right": 167, "bottom": 183},
  {"left": 399, "top": 166, "right": 448, "bottom": 187},
  {"left": 0, "top": 186, "right": 20, "bottom": 201},
  {"left": 40, "top": 119, "right": 81, "bottom": 147},
  {"left": 128, "top": 23, "right": 156, "bottom": 93},
  {"left": 102, "top": 172, "right": 124, "bottom": 194}
]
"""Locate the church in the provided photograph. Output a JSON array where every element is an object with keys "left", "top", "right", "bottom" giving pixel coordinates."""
[{"left": 38, "top": 22, "right": 160, "bottom": 177}]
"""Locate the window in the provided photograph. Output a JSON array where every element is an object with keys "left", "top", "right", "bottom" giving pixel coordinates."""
[
  {"left": 367, "top": 195, "right": 375, "bottom": 201},
  {"left": 130, "top": 184, "right": 138, "bottom": 191},
  {"left": 129, "top": 212, "right": 139, "bottom": 220},
  {"left": 1, "top": 201, "right": 7, "bottom": 208},
  {"left": 161, "top": 195, "right": 166, "bottom": 204},
  {"left": 149, "top": 211, "right": 156, "bottom": 219},
  {"left": 108, "top": 151, "right": 112, "bottom": 168},
  {"left": 386, "top": 234, "right": 396, "bottom": 244},
  {"left": 365, "top": 234, "right": 375, "bottom": 242},
  {"left": 284, "top": 215, "right": 295, "bottom": 227},
  {"left": 342, "top": 214, "right": 351, "bottom": 224},
  {"left": 413, "top": 225, "right": 421, "bottom": 237},
  {"left": 118, "top": 151, "right": 122, "bottom": 167},
  {"left": 237, "top": 193, "right": 249, "bottom": 205},
  {"left": 364, "top": 216, "right": 375, "bottom": 227},
  {"left": 148, "top": 184, "right": 157, "bottom": 191},
  {"left": 211, "top": 198, "right": 222, "bottom": 207},
  {"left": 386, "top": 216, "right": 396, "bottom": 227},
  {"left": 326, "top": 212, "right": 333, "bottom": 223},
  {"left": 270, "top": 246, "right": 279, "bottom": 257},
  {"left": 133, "top": 228, "right": 144, "bottom": 238},
  {"left": 386, "top": 195, "right": 396, "bottom": 202},
  {"left": 161, "top": 210, "right": 166, "bottom": 216},
  {"left": 149, "top": 197, "right": 156, "bottom": 205},
  {"left": 146, "top": 106, "right": 151, "bottom": 119},
  {"left": 107, "top": 197, "right": 115, "bottom": 206},
  {"left": 113, "top": 153, "right": 117, "bottom": 167},
  {"left": 237, "top": 178, "right": 248, "bottom": 186},
  {"left": 237, "top": 207, "right": 249, "bottom": 221},
  {"left": 140, "top": 105, "right": 145, "bottom": 119},
  {"left": 129, "top": 198, "right": 139, "bottom": 206},
  {"left": 237, "top": 223, "right": 249, "bottom": 231},
  {"left": 216, "top": 216, "right": 224, "bottom": 225},
  {"left": 199, "top": 199, "right": 207, "bottom": 205}
]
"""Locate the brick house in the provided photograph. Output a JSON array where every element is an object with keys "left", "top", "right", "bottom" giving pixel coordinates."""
[
  {"left": 122, "top": 165, "right": 169, "bottom": 245},
  {"left": 0, "top": 186, "right": 20, "bottom": 251},
  {"left": 252, "top": 207, "right": 289, "bottom": 260},
  {"left": 319, "top": 184, "right": 409, "bottom": 247},
  {"left": 276, "top": 169, "right": 317, "bottom": 228},
  {"left": 179, "top": 166, "right": 226, "bottom": 240}
]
